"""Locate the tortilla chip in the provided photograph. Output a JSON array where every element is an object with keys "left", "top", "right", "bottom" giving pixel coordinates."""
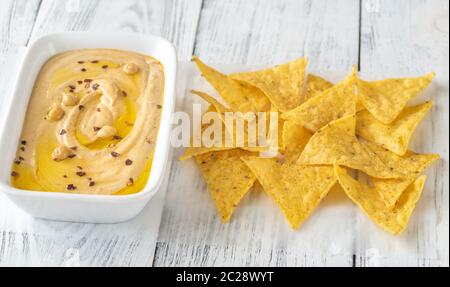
[
  {"left": 371, "top": 178, "right": 415, "bottom": 210},
  {"left": 303, "top": 74, "right": 333, "bottom": 102},
  {"left": 357, "top": 72, "right": 435, "bottom": 124},
  {"left": 298, "top": 115, "right": 400, "bottom": 179},
  {"left": 179, "top": 105, "right": 228, "bottom": 160},
  {"left": 190, "top": 90, "right": 269, "bottom": 152},
  {"left": 230, "top": 58, "right": 308, "bottom": 112},
  {"left": 356, "top": 101, "right": 433, "bottom": 155},
  {"left": 195, "top": 149, "right": 256, "bottom": 222},
  {"left": 281, "top": 120, "right": 313, "bottom": 163},
  {"left": 362, "top": 140, "right": 440, "bottom": 177},
  {"left": 360, "top": 140, "right": 439, "bottom": 209},
  {"left": 242, "top": 157, "right": 336, "bottom": 229},
  {"left": 192, "top": 56, "right": 270, "bottom": 112},
  {"left": 334, "top": 165, "right": 426, "bottom": 234},
  {"left": 282, "top": 67, "right": 357, "bottom": 131}
]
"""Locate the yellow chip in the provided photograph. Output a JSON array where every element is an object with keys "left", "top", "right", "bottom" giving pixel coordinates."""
[
  {"left": 303, "top": 74, "right": 333, "bottom": 102},
  {"left": 361, "top": 140, "right": 439, "bottom": 209},
  {"left": 281, "top": 120, "right": 313, "bottom": 163},
  {"left": 195, "top": 149, "right": 256, "bottom": 222},
  {"left": 357, "top": 101, "right": 433, "bottom": 155},
  {"left": 282, "top": 67, "right": 357, "bottom": 132},
  {"left": 357, "top": 72, "right": 435, "bottom": 124},
  {"left": 298, "top": 115, "right": 400, "bottom": 179},
  {"left": 192, "top": 56, "right": 270, "bottom": 112},
  {"left": 242, "top": 157, "right": 336, "bottom": 229},
  {"left": 334, "top": 164, "right": 426, "bottom": 235},
  {"left": 362, "top": 140, "right": 440, "bottom": 177},
  {"left": 230, "top": 58, "right": 308, "bottom": 112},
  {"left": 371, "top": 177, "right": 415, "bottom": 210},
  {"left": 190, "top": 90, "right": 269, "bottom": 152}
]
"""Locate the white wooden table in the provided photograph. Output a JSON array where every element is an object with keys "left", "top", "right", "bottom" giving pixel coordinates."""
[{"left": 0, "top": 0, "right": 448, "bottom": 267}]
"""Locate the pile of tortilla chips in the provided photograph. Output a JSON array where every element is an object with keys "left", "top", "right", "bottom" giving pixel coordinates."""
[{"left": 180, "top": 56, "right": 439, "bottom": 235}]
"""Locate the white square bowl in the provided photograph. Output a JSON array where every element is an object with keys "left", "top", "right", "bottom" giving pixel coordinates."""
[{"left": 0, "top": 32, "right": 176, "bottom": 223}]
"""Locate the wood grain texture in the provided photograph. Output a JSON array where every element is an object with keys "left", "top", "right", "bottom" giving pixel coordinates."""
[
  {"left": 358, "top": 0, "right": 449, "bottom": 267},
  {"left": 193, "top": 0, "right": 360, "bottom": 70},
  {"left": 0, "top": 0, "right": 201, "bottom": 267},
  {"left": 0, "top": 0, "right": 41, "bottom": 124},
  {"left": 154, "top": 0, "right": 361, "bottom": 267}
]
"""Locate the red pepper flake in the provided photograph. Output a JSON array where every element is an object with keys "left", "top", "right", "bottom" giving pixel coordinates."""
[
  {"left": 60, "top": 129, "right": 67, "bottom": 135},
  {"left": 67, "top": 184, "right": 77, "bottom": 190},
  {"left": 63, "top": 175, "right": 67, "bottom": 178},
  {"left": 122, "top": 91, "right": 127, "bottom": 97},
  {"left": 20, "top": 147, "right": 25, "bottom": 152},
  {"left": 14, "top": 160, "right": 21, "bottom": 165},
  {"left": 81, "top": 68, "right": 87, "bottom": 72},
  {"left": 68, "top": 154, "right": 76, "bottom": 158},
  {"left": 68, "top": 85, "right": 76, "bottom": 90},
  {"left": 127, "top": 177, "right": 134, "bottom": 186},
  {"left": 77, "top": 61, "right": 84, "bottom": 64},
  {"left": 113, "top": 135, "right": 122, "bottom": 140},
  {"left": 21, "top": 140, "right": 27, "bottom": 145},
  {"left": 77, "top": 80, "right": 83, "bottom": 85},
  {"left": 91, "top": 60, "right": 99, "bottom": 63},
  {"left": 125, "top": 159, "right": 133, "bottom": 166},
  {"left": 111, "top": 151, "right": 120, "bottom": 157},
  {"left": 146, "top": 139, "right": 152, "bottom": 144},
  {"left": 156, "top": 104, "right": 162, "bottom": 109},
  {"left": 76, "top": 166, "right": 83, "bottom": 170},
  {"left": 96, "top": 108, "right": 101, "bottom": 112},
  {"left": 88, "top": 177, "right": 92, "bottom": 181},
  {"left": 70, "top": 146, "right": 77, "bottom": 150},
  {"left": 93, "top": 126, "right": 101, "bottom": 132},
  {"left": 76, "top": 171, "right": 86, "bottom": 177},
  {"left": 84, "top": 79, "right": 93, "bottom": 83},
  {"left": 92, "top": 83, "right": 99, "bottom": 90},
  {"left": 18, "top": 156, "right": 24, "bottom": 161},
  {"left": 11, "top": 171, "right": 19, "bottom": 177},
  {"left": 101, "top": 65, "right": 108, "bottom": 69},
  {"left": 89, "top": 181, "right": 95, "bottom": 187},
  {"left": 78, "top": 105, "right": 85, "bottom": 110}
]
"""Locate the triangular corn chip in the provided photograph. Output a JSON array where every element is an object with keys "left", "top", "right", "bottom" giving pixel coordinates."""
[
  {"left": 282, "top": 67, "right": 357, "bottom": 131},
  {"left": 357, "top": 101, "right": 433, "bottom": 155},
  {"left": 281, "top": 120, "right": 313, "bottom": 163},
  {"left": 371, "top": 177, "right": 415, "bottom": 210},
  {"left": 192, "top": 56, "right": 270, "bottom": 112},
  {"left": 334, "top": 164, "right": 426, "bottom": 235},
  {"left": 179, "top": 105, "right": 229, "bottom": 161},
  {"left": 298, "top": 116, "right": 400, "bottom": 178},
  {"left": 357, "top": 72, "right": 435, "bottom": 124},
  {"left": 361, "top": 140, "right": 439, "bottom": 209},
  {"left": 362, "top": 140, "right": 440, "bottom": 177},
  {"left": 195, "top": 149, "right": 256, "bottom": 222},
  {"left": 303, "top": 74, "right": 333, "bottom": 102},
  {"left": 190, "top": 90, "right": 269, "bottom": 152},
  {"left": 230, "top": 58, "right": 308, "bottom": 112},
  {"left": 242, "top": 157, "right": 336, "bottom": 229}
]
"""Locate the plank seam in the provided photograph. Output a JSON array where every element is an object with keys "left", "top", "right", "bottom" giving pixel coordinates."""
[
  {"left": 192, "top": 0, "right": 205, "bottom": 57},
  {"left": 357, "top": 0, "right": 362, "bottom": 71},
  {"left": 24, "top": 0, "right": 43, "bottom": 46}
]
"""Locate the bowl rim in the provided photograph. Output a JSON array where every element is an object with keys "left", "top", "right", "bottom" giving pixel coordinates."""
[{"left": 0, "top": 31, "right": 177, "bottom": 203}]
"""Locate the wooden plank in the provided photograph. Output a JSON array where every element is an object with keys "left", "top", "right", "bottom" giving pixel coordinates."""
[
  {"left": 0, "top": 0, "right": 41, "bottom": 120},
  {"left": 154, "top": 0, "right": 360, "bottom": 267},
  {"left": 357, "top": 0, "right": 449, "bottom": 267},
  {"left": 29, "top": 0, "right": 202, "bottom": 60},
  {"left": 0, "top": 0, "right": 201, "bottom": 267}
]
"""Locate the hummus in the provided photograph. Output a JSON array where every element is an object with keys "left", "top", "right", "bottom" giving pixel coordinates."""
[{"left": 10, "top": 49, "right": 164, "bottom": 195}]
